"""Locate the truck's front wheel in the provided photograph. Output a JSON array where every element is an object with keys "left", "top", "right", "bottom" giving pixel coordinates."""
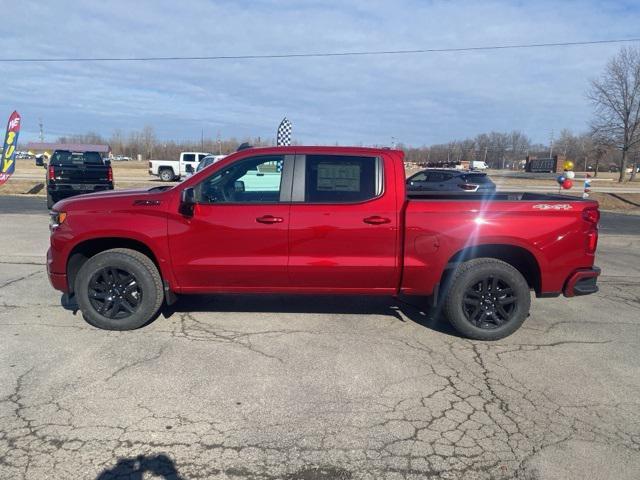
[
  {"left": 46, "top": 193, "right": 57, "bottom": 209},
  {"left": 159, "top": 168, "right": 175, "bottom": 182},
  {"left": 74, "top": 248, "right": 164, "bottom": 330},
  {"left": 443, "top": 258, "right": 531, "bottom": 340}
]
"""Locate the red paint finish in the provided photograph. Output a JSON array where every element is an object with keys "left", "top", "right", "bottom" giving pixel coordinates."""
[
  {"left": 402, "top": 201, "right": 598, "bottom": 295},
  {"left": 168, "top": 203, "right": 290, "bottom": 290},
  {"left": 47, "top": 146, "right": 599, "bottom": 305},
  {"left": 287, "top": 152, "right": 402, "bottom": 292}
]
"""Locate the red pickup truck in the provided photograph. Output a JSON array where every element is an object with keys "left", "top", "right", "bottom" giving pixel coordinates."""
[{"left": 47, "top": 146, "right": 600, "bottom": 340}]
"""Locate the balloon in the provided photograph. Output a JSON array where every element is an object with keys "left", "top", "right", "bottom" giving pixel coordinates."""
[
  {"left": 556, "top": 175, "right": 566, "bottom": 185},
  {"left": 565, "top": 170, "right": 575, "bottom": 179},
  {"left": 563, "top": 160, "right": 574, "bottom": 171},
  {"left": 561, "top": 179, "right": 573, "bottom": 190}
]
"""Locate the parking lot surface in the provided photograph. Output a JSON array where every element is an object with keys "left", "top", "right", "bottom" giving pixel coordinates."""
[{"left": 1, "top": 201, "right": 639, "bottom": 479}]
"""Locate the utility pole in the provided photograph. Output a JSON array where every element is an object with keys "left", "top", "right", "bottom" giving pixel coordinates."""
[
  {"left": 201, "top": 128, "right": 204, "bottom": 152},
  {"left": 549, "top": 129, "right": 554, "bottom": 157},
  {"left": 216, "top": 131, "right": 221, "bottom": 155},
  {"left": 39, "top": 118, "right": 44, "bottom": 142}
]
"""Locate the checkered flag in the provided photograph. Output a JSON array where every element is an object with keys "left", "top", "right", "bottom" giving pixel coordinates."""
[{"left": 276, "top": 117, "right": 292, "bottom": 146}]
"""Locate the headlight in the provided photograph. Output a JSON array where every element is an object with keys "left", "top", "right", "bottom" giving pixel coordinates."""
[{"left": 49, "top": 211, "right": 67, "bottom": 231}]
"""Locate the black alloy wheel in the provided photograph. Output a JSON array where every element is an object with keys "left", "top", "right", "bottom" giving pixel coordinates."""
[
  {"left": 443, "top": 258, "right": 531, "bottom": 340},
  {"left": 88, "top": 267, "right": 143, "bottom": 319},
  {"left": 462, "top": 275, "right": 517, "bottom": 329}
]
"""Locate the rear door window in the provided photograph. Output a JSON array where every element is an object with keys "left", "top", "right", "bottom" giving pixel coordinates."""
[
  {"left": 303, "top": 155, "right": 380, "bottom": 203},
  {"left": 51, "top": 151, "right": 103, "bottom": 165},
  {"left": 183, "top": 153, "right": 196, "bottom": 162},
  {"left": 427, "top": 172, "right": 453, "bottom": 182}
]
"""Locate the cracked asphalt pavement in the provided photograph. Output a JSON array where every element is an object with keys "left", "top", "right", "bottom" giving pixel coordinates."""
[{"left": 1, "top": 202, "right": 640, "bottom": 479}]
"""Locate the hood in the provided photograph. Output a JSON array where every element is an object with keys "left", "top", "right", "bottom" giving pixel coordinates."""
[{"left": 53, "top": 186, "right": 173, "bottom": 211}]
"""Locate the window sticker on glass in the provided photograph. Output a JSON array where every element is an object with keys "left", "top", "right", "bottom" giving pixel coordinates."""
[{"left": 317, "top": 163, "right": 361, "bottom": 192}]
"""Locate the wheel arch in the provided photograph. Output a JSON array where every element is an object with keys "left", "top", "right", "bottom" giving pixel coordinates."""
[
  {"left": 158, "top": 166, "right": 176, "bottom": 180},
  {"left": 440, "top": 243, "right": 542, "bottom": 296},
  {"left": 66, "top": 237, "right": 162, "bottom": 294}
]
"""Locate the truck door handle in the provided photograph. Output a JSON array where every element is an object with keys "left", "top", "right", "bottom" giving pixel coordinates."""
[
  {"left": 363, "top": 216, "right": 391, "bottom": 225},
  {"left": 256, "top": 215, "right": 284, "bottom": 224}
]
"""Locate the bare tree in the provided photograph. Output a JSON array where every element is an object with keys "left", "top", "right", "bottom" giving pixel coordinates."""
[
  {"left": 141, "top": 125, "right": 156, "bottom": 160},
  {"left": 588, "top": 46, "right": 640, "bottom": 182}
]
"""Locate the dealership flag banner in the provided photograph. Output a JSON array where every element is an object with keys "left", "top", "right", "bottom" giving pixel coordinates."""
[
  {"left": 276, "top": 117, "right": 292, "bottom": 146},
  {"left": 0, "top": 111, "right": 21, "bottom": 186}
]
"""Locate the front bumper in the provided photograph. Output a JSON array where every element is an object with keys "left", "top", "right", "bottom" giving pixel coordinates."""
[
  {"left": 47, "top": 247, "right": 69, "bottom": 293},
  {"left": 563, "top": 266, "right": 600, "bottom": 297}
]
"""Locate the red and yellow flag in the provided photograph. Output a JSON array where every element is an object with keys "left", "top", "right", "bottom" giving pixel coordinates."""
[{"left": 0, "top": 111, "right": 21, "bottom": 186}]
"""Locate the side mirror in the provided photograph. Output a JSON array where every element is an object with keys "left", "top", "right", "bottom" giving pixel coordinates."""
[
  {"left": 179, "top": 187, "right": 196, "bottom": 217},
  {"left": 234, "top": 180, "right": 245, "bottom": 193},
  {"left": 104, "top": 159, "right": 111, "bottom": 166}
]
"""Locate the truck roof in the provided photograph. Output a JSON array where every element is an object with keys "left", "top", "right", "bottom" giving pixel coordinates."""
[{"left": 234, "top": 145, "right": 402, "bottom": 156}]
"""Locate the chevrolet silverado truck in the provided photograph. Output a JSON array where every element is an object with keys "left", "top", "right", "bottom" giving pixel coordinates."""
[
  {"left": 47, "top": 146, "right": 600, "bottom": 340},
  {"left": 148, "top": 151, "right": 210, "bottom": 181},
  {"left": 46, "top": 150, "right": 114, "bottom": 208}
]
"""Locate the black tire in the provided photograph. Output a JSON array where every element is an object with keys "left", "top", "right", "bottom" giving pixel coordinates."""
[
  {"left": 46, "top": 193, "right": 56, "bottom": 209},
  {"left": 74, "top": 248, "right": 164, "bottom": 330},
  {"left": 443, "top": 258, "right": 531, "bottom": 340},
  {"left": 159, "top": 168, "right": 175, "bottom": 182}
]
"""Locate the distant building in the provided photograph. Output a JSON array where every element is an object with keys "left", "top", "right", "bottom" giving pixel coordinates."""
[{"left": 25, "top": 142, "right": 111, "bottom": 157}]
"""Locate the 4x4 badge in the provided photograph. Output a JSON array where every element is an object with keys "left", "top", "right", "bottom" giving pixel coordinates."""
[{"left": 533, "top": 204, "right": 573, "bottom": 210}]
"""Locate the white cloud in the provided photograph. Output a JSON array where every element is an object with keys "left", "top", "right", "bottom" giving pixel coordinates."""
[{"left": 2, "top": 0, "right": 639, "bottom": 145}]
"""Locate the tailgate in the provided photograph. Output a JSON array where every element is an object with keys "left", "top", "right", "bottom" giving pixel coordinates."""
[{"left": 52, "top": 164, "right": 109, "bottom": 184}]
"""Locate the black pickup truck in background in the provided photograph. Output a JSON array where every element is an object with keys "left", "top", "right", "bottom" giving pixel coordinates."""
[{"left": 46, "top": 150, "right": 113, "bottom": 208}]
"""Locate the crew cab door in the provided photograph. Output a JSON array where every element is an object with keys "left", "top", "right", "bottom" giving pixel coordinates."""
[
  {"left": 168, "top": 154, "right": 293, "bottom": 291},
  {"left": 288, "top": 153, "right": 400, "bottom": 292}
]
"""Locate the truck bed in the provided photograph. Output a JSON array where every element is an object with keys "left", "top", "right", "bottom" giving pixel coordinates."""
[
  {"left": 401, "top": 192, "right": 598, "bottom": 297},
  {"left": 407, "top": 191, "right": 589, "bottom": 202}
]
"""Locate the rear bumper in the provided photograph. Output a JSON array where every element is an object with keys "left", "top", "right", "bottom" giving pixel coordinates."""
[
  {"left": 563, "top": 266, "right": 600, "bottom": 297},
  {"left": 48, "top": 183, "right": 113, "bottom": 195}
]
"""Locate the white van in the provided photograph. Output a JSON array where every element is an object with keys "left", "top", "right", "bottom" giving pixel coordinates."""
[{"left": 471, "top": 161, "right": 489, "bottom": 170}]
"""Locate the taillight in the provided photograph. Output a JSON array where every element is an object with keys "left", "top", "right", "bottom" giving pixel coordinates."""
[
  {"left": 583, "top": 207, "right": 599, "bottom": 254},
  {"left": 48, "top": 165, "right": 55, "bottom": 181},
  {"left": 107, "top": 166, "right": 113, "bottom": 182},
  {"left": 586, "top": 231, "right": 598, "bottom": 253},
  {"left": 582, "top": 207, "right": 600, "bottom": 225},
  {"left": 459, "top": 184, "right": 478, "bottom": 191}
]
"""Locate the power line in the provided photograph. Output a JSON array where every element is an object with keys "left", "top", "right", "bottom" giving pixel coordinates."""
[{"left": 1, "top": 38, "right": 639, "bottom": 63}]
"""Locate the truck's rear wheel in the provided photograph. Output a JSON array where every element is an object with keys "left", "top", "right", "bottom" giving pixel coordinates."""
[
  {"left": 74, "top": 248, "right": 164, "bottom": 330},
  {"left": 443, "top": 258, "right": 530, "bottom": 340},
  {"left": 159, "top": 168, "right": 175, "bottom": 182}
]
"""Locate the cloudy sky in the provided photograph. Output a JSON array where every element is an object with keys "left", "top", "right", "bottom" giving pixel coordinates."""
[{"left": 3, "top": 0, "right": 640, "bottom": 146}]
